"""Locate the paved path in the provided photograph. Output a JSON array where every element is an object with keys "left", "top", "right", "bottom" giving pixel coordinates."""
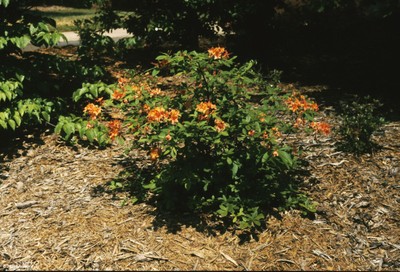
[{"left": 23, "top": 28, "right": 133, "bottom": 52}]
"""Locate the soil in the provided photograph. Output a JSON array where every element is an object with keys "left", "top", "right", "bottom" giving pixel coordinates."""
[{"left": 0, "top": 46, "right": 399, "bottom": 271}]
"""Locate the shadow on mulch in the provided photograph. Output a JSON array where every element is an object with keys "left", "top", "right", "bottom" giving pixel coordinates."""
[
  {"left": 0, "top": 126, "right": 50, "bottom": 162},
  {"left": 90, "top": 154, "right": 316, "bottom": 244}
]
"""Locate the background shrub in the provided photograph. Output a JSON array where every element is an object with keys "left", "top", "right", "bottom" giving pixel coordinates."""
[{"left": 336, "top": 95, "right": 385, "bottom": 155}]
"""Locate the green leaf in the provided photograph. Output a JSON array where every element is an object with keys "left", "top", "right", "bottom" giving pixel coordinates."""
[
  {"left": 278, "top": 150, "right": 293, "bottom": 168},
  {"left": 0, "top": 0, "right": 10, "bottom": 8},
  {"left": 232, "top": 162, "right": 240, "bottom": 178},
  {"left": 143, "top": 180, "right": 156, "bottom": 190},
  {"left": 63, "top": 123, "right": 75, "bottom": 136},
  {"left": 261, "top": 152, "right": 269, "bottom": 163},
  {"left": 54, "top": 122, "right": 63, "bottom": 134},
  {"left": 8, "top": 119, "right": 16, "bottom": 130},
  {"left": 170, "top": 147, "right": 177, "bottom": 158},
  {"left": 86, "top": 129, "right": 95, "bottom": 142},
  {"left": 13, "top": 112, "right": 21, "bottom": 127},
  {"left": 41, "top": 111, "right": 50, "bottom": 122},
  {"left": 0, "top": 120, "right": 7, "bottom": 129}
]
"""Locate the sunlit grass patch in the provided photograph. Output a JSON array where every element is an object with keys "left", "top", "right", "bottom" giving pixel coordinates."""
[{"left": 29, "top": 6, "right": 98, "bottom": 32}]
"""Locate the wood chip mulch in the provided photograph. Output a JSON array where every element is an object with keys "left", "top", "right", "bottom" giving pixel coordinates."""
[
  {"left": 1, "top": 45, "right": 399, "bottom": 270},
  {"left": 1, "top": 115, "right": 398, "bottom": 271}
]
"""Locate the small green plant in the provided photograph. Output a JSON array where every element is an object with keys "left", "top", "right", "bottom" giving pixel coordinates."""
[
  {"left": 58, "top": 47, "right": 330, "bottom": 230},
  {"left": 336, "top": 95, "right": 385, "bottom": 155}
]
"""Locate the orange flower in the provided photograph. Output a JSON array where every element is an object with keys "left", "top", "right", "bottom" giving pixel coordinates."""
[
  {"left": 118, "top": 77, "right": 129, "bottom": 87},
  {"left": 95, "top": 97, "right": 104, "bottom": 105},
  {"left": 112, "top": 89, "right": 126, "bottom": 100},
  {"left": 310, "top": 121, "right": 331, "bottom": 135},
  {"left": 142, "top": 104, "right": 150, "bottom": 113},
  {"left": 273, "top": 150, "right": 279, "bottom": 157},
  {"left": 86, "top": 122, "right": 94, "bottom": 129},
  {"left": 272, "top": 127, "right": 282, "bottom": 137},
  {"left": 248, "top": 129, "right": 255, "bottom": 137},
  {"left": 107, "top": 119, "right": 122, "bottom": 140},
  {"left": 147, "top": 107, "right": 167, "bottom": 123},
  {"left": 165, "top": 133, "right": 172, "bottom": 141},
  {"left": 168, "top": 109, "right": 180, "bottom": 124},
  {"left": 83, "top": 103, "right": 101, "bottom": 120},
  {"left": 262, "top": 132, "right": 269, "bottom": 139},
  {"left": 196, "top": 101, "right": 217, "bottom": 115},
  {"left": 285, "top": 93, "right": 319, "bottom": 113},
  {"left": 149, "top": 147, "right": 161, "bottom": 161},
  {"left": 214, "top": 119, "right": 226, "bottom": 132},
  {"left": 208, "top": 47, "right": 229, "bottom": 60}
]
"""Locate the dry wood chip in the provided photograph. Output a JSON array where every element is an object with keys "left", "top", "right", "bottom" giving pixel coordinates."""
[
  {"left": 356, "top": 201, "right": 370, "bottom": 208},
  {"left": 254, "top": 242, "right": 272, "bottom": 251},
  {"left": 220, "top": 251, "right": 238, "bottom": 266},
  {"left": 312, "top": 249, "right": 332, "bottom": 261},
  {"left": 133, "top": 252, "right": 168, "bottom": 262},
  {"left": 15, "top": 200, "right": 38, "bottom": 209},
  {"left": 317, "top": 159, "right": 348, "bottom": 168},
  {"left": 190, "top": 251, "right": 205, "bottom": 259},
  {"left": 276, "top": 259, "right": 296, "bottom": 264}
]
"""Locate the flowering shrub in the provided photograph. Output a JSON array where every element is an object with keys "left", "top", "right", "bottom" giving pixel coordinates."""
[{"left": 57, "top": 48, "right": 330, "bottom": 230}]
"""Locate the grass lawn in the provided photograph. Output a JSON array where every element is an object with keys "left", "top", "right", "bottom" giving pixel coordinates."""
[{"left": 29, "top": 5, "right": 98, "bottom": 32}]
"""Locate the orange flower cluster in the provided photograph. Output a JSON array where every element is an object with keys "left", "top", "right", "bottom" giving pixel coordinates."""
[
  {"left": 118, "top": 77, "right": 130, "bottom": 87},
  {"left": 310, "top": 121, "right": 331, "bottom": 135},
  {"left": 107, "top": 119, "right": 122, "bottom": 140},
  {"left": 272, "top": 127, "right": 282, "bottom": 137},
  {"left": 150, "top": 147, "right": 161, "bottom": 161},
  {"left": 112, "top": 89, "right": 126, "bottom": 100},
  {"left": 196, "top": 101, "right": 217, "bottom": 115},
  {"left": 294, "top": 117, "right": 306, "bottom": 128},
  {"left": 147, "top": 107, "right": 180, "bottom": 124},
  {"left": 214, "top": 119, "right": 227, "bottom": 132},
  {"left": 208, "top": 47, "right": 229, "bottom": 60},
  {"left": 168, "top": 109, "right": 180, "bottom": 124},
  {"left": 83, "top": 103, "right": 101, "bottom": 120},
  {"left": 285, "top": 93, "right": 319, "bottom": 113},
  {"left": 147, "top": 106, "right": 166, "bottom": 122}
]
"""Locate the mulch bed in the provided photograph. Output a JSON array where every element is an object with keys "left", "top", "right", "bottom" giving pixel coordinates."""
[{"left": 0, "top": 46, "right": 399, "bottom": 271}]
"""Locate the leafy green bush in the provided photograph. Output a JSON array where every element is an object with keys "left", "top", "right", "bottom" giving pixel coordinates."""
[
  {"left": 336, "top": 95, "right": 385, "bottom": 155},
  {"left": 0, "top": 0, "right": 67, "bottom": 131},
  {"left": 58, "top": 48, "right": 331, "bottom": 230}
]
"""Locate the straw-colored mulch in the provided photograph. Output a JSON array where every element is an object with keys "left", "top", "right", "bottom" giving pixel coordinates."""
[
  {"left": 1, "top": 116, "right": 399, "bottom": 271},
  {"left": 1, "top": 46, "right": 399, "bottom": 270}
]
